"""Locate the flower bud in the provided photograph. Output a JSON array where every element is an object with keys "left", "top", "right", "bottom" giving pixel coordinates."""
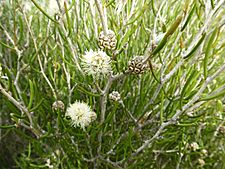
[
  {"left": 189, "top": 142, "right": 199, "bottom": 151},
  {"left": 109, "top": 91, "right": 121, "bottom": 102},
  {"left": 52, "top": 100, "right": 65, "bottom": 111}
]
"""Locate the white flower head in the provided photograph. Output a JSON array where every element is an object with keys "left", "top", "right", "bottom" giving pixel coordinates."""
[
  {"left": 81, "top": 50, "right": 111, "bottom": 78},
  {"left": 66, "top": 101, "right": 97, "bottom": 130}
]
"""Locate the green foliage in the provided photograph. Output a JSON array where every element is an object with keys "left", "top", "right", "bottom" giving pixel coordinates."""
[{"left": 0, "top": 0, "right": 225, "bottom": 168}]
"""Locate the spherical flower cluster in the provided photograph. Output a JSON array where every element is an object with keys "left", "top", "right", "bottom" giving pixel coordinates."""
[
  {"left": 81, "top": 50, "right": 111, "bottom": 78},
  {"left": 66, "top": 101, "right": 97, "bottom": 130}
]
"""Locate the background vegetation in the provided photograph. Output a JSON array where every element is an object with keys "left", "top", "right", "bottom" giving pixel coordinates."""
[{"left": 0, "top": 0, "right": 225, "bottom": 168}]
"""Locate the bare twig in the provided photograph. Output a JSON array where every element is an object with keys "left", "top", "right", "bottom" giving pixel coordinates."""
[
  {"left": 89, "top": 0, "right": 98, "bottom": 38},
  {"left": 97, "top": 73, "right": 126, "bottom": 154},
  {"left": 2, "top": 27, "right": 25, "bottom": 105},
  {"left": 0, "top": 84, "right": 32, "bottom": 124},
  {"left": 20, "top": 6, "right": 57, "bottom": 99},
  {"left": 0, "top": 84, "right": 41, "bottom": 138},
  {"left": 129, "top": 61, "right": 225, "bottom": 159}
]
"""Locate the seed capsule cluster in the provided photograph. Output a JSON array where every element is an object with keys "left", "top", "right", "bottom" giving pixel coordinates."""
[
  {"left": 98, "top": 30, "right": 117, "bottom": 50},
  {"left": 128, "top": 56, "right": 148, "bottom": 74}
]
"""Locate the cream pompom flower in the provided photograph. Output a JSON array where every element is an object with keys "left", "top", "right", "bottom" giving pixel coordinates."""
[
  {"left": 81, "top": 50, "right": 111, "bottom": 78},
  {"left": 66, "top": 101, "right": 97, "bottom": 130}
]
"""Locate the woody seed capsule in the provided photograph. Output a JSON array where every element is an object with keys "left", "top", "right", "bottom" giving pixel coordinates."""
[
  {"left": 98, "top": 30, "right": 117, "bottom": 50},
  {"left": 128, "top": 56, "right": 148, "bottom": 74}
]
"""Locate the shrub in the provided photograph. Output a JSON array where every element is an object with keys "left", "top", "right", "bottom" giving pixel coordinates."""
[{"left": 0, "top": 0, "right": 225, "bottom": 168}]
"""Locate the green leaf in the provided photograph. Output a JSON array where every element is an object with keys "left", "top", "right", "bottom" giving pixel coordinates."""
[
  {"left": 203, "top": 28, "right": 218, "bottom": 78},
  {"left": 30, "top": 98, "right": 45, "bottom": 112},
  {"left": 181, "top": 4, "right": 196, "bottom": 31},
  {"left": 0, "top": 124, "right": 15, "bottom": 129},
  {"left": 17, "top": 15, "right": 24, "bottom": 45},
  {"left": 64, "top": 2, "right": 72, "bottom": 36},
  {"left": 77, "top": 86, "right": 100, "bottom": 97},
  {"left": 125, "top": 4, "right": 148, "bottom": 25},
  {"left": 28, "top": 79, "right": 35, "bottom": 110},
  {"left": 152, "top": 15, "right": 183, "bottom": 56},
  {"left": 200, "top": 89, "right": 225, "bottom": 101},
  {"left": 27, "top": 142, "right": 31, "bottom": 158},
  {"left": 118, "top": 27, "right": 137, "bottom": 49},
  {"left": 180, "top": 69, "right": 200, "bottom": 106},
  {"left": 160, "top": 91, "right": 164, "bottom": 124},
  {"left": 183, "top": 32, "right": 206, "bottom": 59},
  {"left": 30, "top": 0, "right": 58, "bottom": 23},
  {"left": 0, "top": 41, "right": 15, "bottom": 51}
]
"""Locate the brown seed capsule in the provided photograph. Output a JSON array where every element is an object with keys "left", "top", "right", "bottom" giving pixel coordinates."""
[
  {"left": 98, "top": 30, "right": 117, "bottom": 50},
  {"left": 128, "top": 56, "right": 148, "bottom": 74}
]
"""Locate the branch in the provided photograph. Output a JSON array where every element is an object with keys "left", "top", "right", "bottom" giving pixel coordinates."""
[
  {"left": 129, "top": 60, "right": 225, "bottom": 159},
  {"left": 0, "top": 84, "right": 32, "bottom": 123},
  {"left": 20, "top": 6, "right": 57, "bottom": 99},
  {"left": 97, "top": 73, "right": 126, "bottom": 154},
  {"left": 0, "top": 84, "right": 41, "bottom": 138}
]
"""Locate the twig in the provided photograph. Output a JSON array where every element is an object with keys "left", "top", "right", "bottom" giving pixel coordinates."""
[
  {"left": 0, "top": 84, "right": 32, "bottom": 125},
  {"left": 85, "top": 133, "right": 97, "bottom": 169},
  {"left": 99, "top": 156, "right": 123, "bottom": 169},
  {"left": 97, "top": 73, "right": 126, "bottom": 154},
  {"left": 20, "top": 6, "right": 57, "bottom": 99},
  {"left": 3, "top": 27, "right": 25, "bottom": 105},
  {"left": 89, "top": 0, "right": 99, "bottom": 38},
  {"left": 58, "top": 34, "right": 73, "bottom": 103},
  {"left": 0, "top": 84, "right": 41, "bottom": 139},
  {"left": 58, "top": 18, "right": 83, "bottom": 73},
  {"left": 129, "top": 60, "right": 225, "bottom": 159},
  {"left": 94, "top": 0, "right": 108, "bottom": 34}
]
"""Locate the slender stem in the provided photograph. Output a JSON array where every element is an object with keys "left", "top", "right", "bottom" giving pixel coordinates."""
[
  {"left": 129, "top": 60, "right": 225, "bottom": 160},
  {"left": 58, "top": 34, "right": 72, "bottom": 103},
  {"left": 89, "top": 0, "right": 98, "bottom": 38},
  {"left": 3, "top": 26, "right": 25, "bottom": 105},
  {"left": 21, "top": 7, "right": 57, "bottom": 99},
  {"left": 0, "top": 84, "right": 33, "bottom": 127},
  {"left": 97, "top": 73, "right": 126, "bottom": 154},
  {"left": 94, "top": 0, "right": 108, "bottom": 34}
]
